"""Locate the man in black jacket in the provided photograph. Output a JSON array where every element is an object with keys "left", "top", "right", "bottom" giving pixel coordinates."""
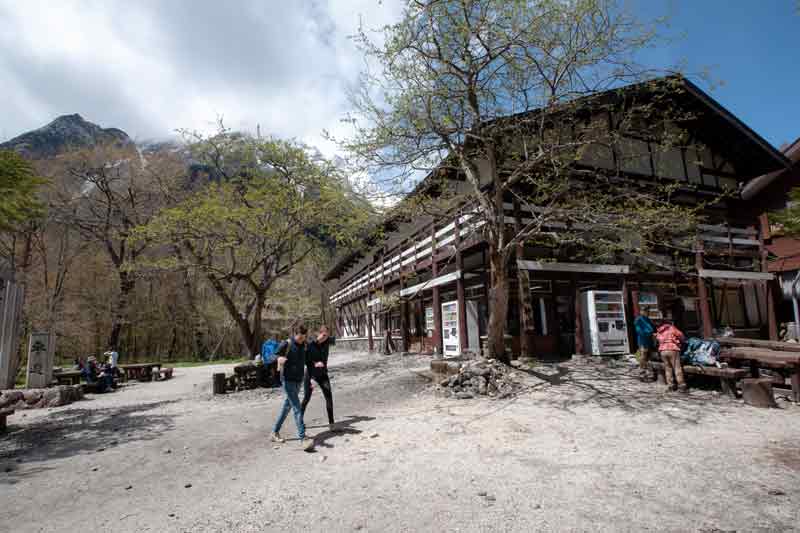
[
  {"left": 301, "top": 325, "right": 336, "bottom": 429},
  {"left": 271, "top": 324, "right": 314, "bottom": 451}
]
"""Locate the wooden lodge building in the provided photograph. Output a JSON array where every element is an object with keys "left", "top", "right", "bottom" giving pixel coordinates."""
[{"left": 325, "top": 77, "right": 792, "bottom": 359}]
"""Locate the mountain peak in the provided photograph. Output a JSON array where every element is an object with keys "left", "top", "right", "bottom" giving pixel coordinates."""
[{"left": 1, "top": 114, "right": 133, "bottom": 159}]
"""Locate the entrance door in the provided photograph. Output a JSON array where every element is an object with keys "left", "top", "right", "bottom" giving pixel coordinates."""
[{"left": 441, "top": 301, "right": 460, "bottom": 356}]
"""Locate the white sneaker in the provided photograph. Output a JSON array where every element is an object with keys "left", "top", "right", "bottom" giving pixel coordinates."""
[
  {"left": 301, "top": 437, "right": 315, "bottom": 451},
  {"left": 270, "top": 432, "right": 285, "bottom": 443}
]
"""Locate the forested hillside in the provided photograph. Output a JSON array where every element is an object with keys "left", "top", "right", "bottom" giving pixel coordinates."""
[{"left": 0, "top": 116, "right": 370, "bottom": 372}]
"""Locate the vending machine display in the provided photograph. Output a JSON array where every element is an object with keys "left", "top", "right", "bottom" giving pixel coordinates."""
[
  {"left": 581, "top": 290, "right": 630, "bottom": 355},
  {"left": 441, "top": 301, "right": 460, "bottom": 356}
]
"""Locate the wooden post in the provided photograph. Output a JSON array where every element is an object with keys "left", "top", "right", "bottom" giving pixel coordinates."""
[
  {"left": 212, "top": 373, "right": 226, "bottom": 395},
  {"left": 573, "top": 279, "right": 585, "bottom": 355},
  {"left": 455, "top": 214, "right": 468, "bottom": 354},
  {"left": 367, "top": 302, "right": 374, "bottom": 352},
  {"left": 399, "top": 276, "right": 410, "bottom": 353},
  {"left": 431, "top": 225, "right": 443, "bottom": 357},
  {"left": 631, "top": 284, "right": 641, "bottom": 317},
  {"left": 622, "top": 278, "right": 636, "bottom": 352},
  {"left": 514, "top": 199, "right": 533, "bottom": 358},
  {"left": 758, "top": 214, "right": 778, "bottom": 341},
  {"left": 696, "top": 243, "right": 714, "bottom": 338}
]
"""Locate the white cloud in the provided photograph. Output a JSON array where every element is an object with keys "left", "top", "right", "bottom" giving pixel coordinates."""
[{"left": 0, "top": 0, "right": 404, "bottom": 156}]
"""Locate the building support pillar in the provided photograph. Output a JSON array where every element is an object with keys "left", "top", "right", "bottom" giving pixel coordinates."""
[
  {"left": 399, "top": 276, "right": 410, "bottom": 353},
  {"left": 367, "top": 306, "right": 374, "bottom": 352},
  {"left": 514, "top": 199, "right": 534, "bottom": 359},
  {"left": 455, "top": 215, "right": 468, "bottom": 355},
  {"left": 573, "top": 279, "right": 585, "bottom": 355},
  {"left": 431, "top": 225, "right": 443, "bottom": 357},
  {"left": 696, "top": 244, "right": 714, "bottom": 339},
  {"left": 759, "top": 214, "right": 778, "bottom": 341}
]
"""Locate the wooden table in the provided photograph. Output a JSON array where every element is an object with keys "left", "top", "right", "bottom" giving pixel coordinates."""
[
  {"left": 53, "top": 370, "right": 82, "bottom": 386},
  {"left": 717, "top": 345, "right": 800, "bottom": 403},
  {"left": 120, "top": 363, "right": 162, "bottom": 382}
]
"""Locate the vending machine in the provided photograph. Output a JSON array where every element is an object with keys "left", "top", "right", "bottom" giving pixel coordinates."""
[
  {"left": 441, "top": 300, "right": 480, "bottom": 357},
  {"left": 580, "top": 290, "right": 630, "bottom": 355}
]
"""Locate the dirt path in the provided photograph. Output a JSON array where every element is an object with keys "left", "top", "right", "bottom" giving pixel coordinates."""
[{"left": 2, "top": 352, "right": 799, "bottom": 532}]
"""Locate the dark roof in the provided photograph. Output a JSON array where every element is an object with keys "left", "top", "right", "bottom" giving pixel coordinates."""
[
  {"left": 325, "top": 75, "right": 792, "bottom": 282},
  {"left": 743, "top": 136, "right": 800, "bottom": 199}
]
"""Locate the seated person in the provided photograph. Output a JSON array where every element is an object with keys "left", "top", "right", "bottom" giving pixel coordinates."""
[{"left": 82, "top": 356, "right": 115, "bottom": 393}]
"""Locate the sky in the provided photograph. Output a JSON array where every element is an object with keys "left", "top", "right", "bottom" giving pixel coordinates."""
[{"left": 0, "top": 0, "right": 798, "bottom": 155}]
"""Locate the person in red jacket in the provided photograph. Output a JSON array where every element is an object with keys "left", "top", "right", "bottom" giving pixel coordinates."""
[{"left": 655, "top": 321, "right": 687, "bottom": 392}]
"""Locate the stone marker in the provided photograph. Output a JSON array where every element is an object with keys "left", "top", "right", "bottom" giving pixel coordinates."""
[{"left": 26, "top": 331, "right": 54, "bottom": 389}]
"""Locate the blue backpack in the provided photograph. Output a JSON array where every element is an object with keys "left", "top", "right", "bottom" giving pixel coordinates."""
[{"left": 261, "top": 339, "right": 282, "bottom": 365}]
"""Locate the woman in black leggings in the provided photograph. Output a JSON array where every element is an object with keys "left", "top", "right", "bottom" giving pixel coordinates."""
[{"left": 302, "top": 326, "right": 335, "bottom": 428}]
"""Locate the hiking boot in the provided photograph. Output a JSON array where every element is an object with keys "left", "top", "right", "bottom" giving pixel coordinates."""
[
  {"left": 270, "top": 432, "right": 285, "bottom": 443},
  {"left": 301, "top": 437, "right": 315, "bottom": 451}
]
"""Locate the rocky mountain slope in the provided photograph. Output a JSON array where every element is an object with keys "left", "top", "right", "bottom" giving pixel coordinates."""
[{"left": 0, "top": 114, "right": 133, "bottom": 158}]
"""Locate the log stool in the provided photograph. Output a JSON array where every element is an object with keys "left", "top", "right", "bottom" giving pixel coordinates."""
[{"left": 741, "top": 378, "right": 777, "bottom": 408}]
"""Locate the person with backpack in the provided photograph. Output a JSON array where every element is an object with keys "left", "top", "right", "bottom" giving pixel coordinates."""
[
  {"left": 261, "top": 336, "right": 281, "bottom": 386},
  {"left": 270, "top": 324, "right": 315, "bottom": 451},
  {"left": 634, "top": 309, "right": 656, "bottom": 380},
  {"left": 301, "top": 325, "right": 336, "bottom": 430},
  {"left": 655, "top": 320, "right": 687, "bottom": 392}
]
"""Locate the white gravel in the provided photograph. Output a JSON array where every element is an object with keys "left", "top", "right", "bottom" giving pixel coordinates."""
[{"left": 2, "top": 351, "right": 799, "bottom": 532}]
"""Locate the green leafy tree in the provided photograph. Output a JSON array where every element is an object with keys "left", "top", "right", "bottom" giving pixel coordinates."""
[
  {"left": 0, "top": 150, "right": 44, "bottom": 232},
  {"left": 771, "top": 188, "right": 800, "bottom": 236},
  {"left": 334, "top": 0, "right": 709, "bottom": 361},
  {"left": 134, "top": 130, "right": 368, "bottom": 357}
]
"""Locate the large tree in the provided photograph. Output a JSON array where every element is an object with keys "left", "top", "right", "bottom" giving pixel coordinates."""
[
  {"left": 53, "top": 146, "right": 184, "bottom": 351},
  {"left": 336, "top": 0, "right": 708, "bottom": 361},
  {"left": 134, "top": 130, "right": 367, "bottom": 357}
]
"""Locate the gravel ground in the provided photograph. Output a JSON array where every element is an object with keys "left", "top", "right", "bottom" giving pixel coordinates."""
[{"left": 2, "top": 350, "right": 799, "bottom": 533}]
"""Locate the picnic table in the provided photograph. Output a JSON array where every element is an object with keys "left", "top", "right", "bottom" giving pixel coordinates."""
[
  {"left": 649, "top": 360, "right": 749, "bottom": 398},
  {"left": 716, "top": 338, "right": 800, "bottom": 403},
  {"left": 120, "top": 363, "right": 162, "bottom": 382},
  {"left": 53, "top": 370, "right": 82, "bottom": 386}
]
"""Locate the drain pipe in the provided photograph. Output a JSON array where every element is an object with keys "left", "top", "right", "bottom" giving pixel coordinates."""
[{"left": 792, "top": 271, "right": 800, "bottom": 341}]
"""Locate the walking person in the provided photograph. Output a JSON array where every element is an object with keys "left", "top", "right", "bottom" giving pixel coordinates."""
[
  {"left": 302, "top": 325, "right": 336, "bottom": 430},
  {"left": 271, "top": 324, "right": 315, "bottom": 451},
  {"left": 634, "top": 309, "right": 656, "bottom": 380},
  {"left": 655, "top": 320, "right": 687, "bottom": 392}
]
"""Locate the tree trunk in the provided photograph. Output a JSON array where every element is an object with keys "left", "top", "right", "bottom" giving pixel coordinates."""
[
  {"left": 204, "top": 275, "right": 256, "bottom": 358},
  {"left": 487, "top": 247, "right": 510, "bottom": 363},
  {"left": 180, "top": 268, "right": 210, "bottom": 358},
  {"left": 7, "top": 232, "right": 33, "bottom": 387},
  {"left": 108, "top": 270, "right": 135, "bottom": 351},
  {"left": 249, "top": 291, "right": 266, "bottom": 358}
]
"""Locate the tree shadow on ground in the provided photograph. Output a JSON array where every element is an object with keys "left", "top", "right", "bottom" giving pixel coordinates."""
[
  {"left": 309, "top": 415, "right": 376, "bottom": 450},
  {"left": 522, "top": 362, "right": 748, "bottom": 424},
  {"left": 0, "top": 400, "right": 178, "bottom": 485}
]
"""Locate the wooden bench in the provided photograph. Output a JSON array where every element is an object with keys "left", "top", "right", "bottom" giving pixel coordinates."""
[
  {"left": 0, "top": 408, "right": 14, "bottom": 431},
  {"left": 155, "top": 367, "right": 174, "bottom": 381},
  {"left": 53, "top": 370, "right": 82, "bottom": 386},
  {"left": 649, "top": 361, "right": 749, "bottom": 398}
]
